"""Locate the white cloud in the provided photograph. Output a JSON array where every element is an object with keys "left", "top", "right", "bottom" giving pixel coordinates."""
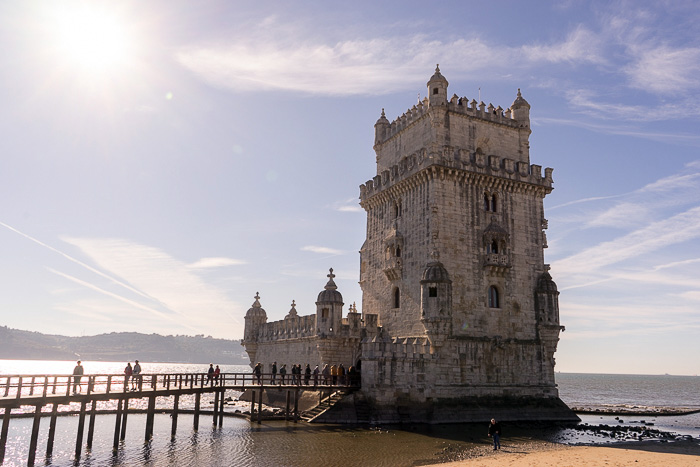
[
  {"left": 553, "top": 205, "right": 700, "bottom": 275},
  {"left": 521, "top": 26, "right": 605, "bottom": 64},
  {"left": 188, "top": 257, "right": 246, "bottom": 269},
  {"left": 625, "top": 46, "right": 700, "bottom": 94},
  {"left": 301, "top": 245, "right": 344, "bottom": 255},
  {"left": 60, "top": 237, "right": 244, "bottom": 336}
]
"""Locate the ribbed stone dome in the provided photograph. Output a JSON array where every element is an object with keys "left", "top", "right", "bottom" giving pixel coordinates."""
[
  {"left": 427, "top": 64, "right": 448, "bottom": 86},
  {"left": 421, "top": 261, "right": 451, "bottom": 283},
  {"left": 316, "top": 268, "right": 344, "bottom": 303},
  {"left": 245, "top": 292, "right": 267, "bottom": 319},
  {"left": 512, "top": 88, "right": 530, "bottom": 109},
  {"left": 536, "top": 272, "right": 558, "bottom": 293}
]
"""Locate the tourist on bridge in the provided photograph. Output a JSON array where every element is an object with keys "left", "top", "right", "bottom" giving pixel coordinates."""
[
  {"left": 253, "top": 362, "right": 262, "bottom": 384},
  {"left": 331, "top": 364, "right": 338, "bottom": 385},
  {"left": 488, "top": 418, "right": 502, "bottom": 450},
  {"left": 322, "top": 364, "right": 330, "bottom": 385},
  {"left": 133, "top": 360, "right": 142, "bottom": 390},
  {"left": 72, "top": 360, "right": 84, "bottom": 393},
  {"left": 207, "top": 363, "right": 215, "bottom": 385},
  {"left": 214, "top": 365, "right": 221, "bottom": 385},
  {"left": 123, "top": 362, "right": 133, "bottom": 391},
  {"left": 304, "top": 364, "right": 311, "bottom": 385},
  {"left": 313, "top": 365, "right": 319, "bottom": 387},
  {"left": 279, "top": 364, "right": 287, "bottom": 385},
  {"left": 338, "top": 363, "right": 345, "bottom": 385},
  {"left": 271, "top": 361, "right": 277, "bottom": 384}
]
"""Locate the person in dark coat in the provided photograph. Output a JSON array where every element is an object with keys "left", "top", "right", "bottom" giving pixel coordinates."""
[
  {"left": 253, "top": 362, "right": 262, "bottom": 385},
  {"left": 304, "top": 364, "right": 311, "bottom": 385},
  {"left": 488, "top": 418, "right": 501, "bottom": 450}
]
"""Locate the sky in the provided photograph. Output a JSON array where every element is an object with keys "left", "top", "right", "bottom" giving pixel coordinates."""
[{"left": 0, "top": 0, "right": 699, "bottom": 375}]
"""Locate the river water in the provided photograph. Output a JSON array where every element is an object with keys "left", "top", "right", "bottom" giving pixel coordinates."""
[{"left": 1, "top": 360, "right": 699, "bottom": 466}]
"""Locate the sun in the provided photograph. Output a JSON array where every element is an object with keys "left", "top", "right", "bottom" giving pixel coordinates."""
[{"left": 50, "top": 4, "right": 131, "bottom": 74}]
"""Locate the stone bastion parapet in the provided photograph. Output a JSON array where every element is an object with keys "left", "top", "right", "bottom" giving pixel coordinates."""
[{"left": 359, "top": 147, "right": 553, "bottom": 204}]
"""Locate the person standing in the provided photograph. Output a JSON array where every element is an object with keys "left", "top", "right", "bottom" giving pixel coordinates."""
[
  {"left": 271, "top": 362, "right": 277, "bottom": 384},
  {"left": 214, "top": 365, "right": 221, "bottom": 385},
  {"left": 132, "top": 360, "right": 142, "bottom": 391},
  {"left": 72, "top": 361, "right": 84, "bottom": 393},
  {"left": 304, "top": 364, "right": 311, "bottom": 386},
  {"left": 488, "top": 418, "right": 501, "bottom": 450},
  {"left": 279, "top": 364, "right": 287, "bottom": 385},
  {"left": 207, "top": 363, "right": 215, "bottom": 385},
  {"left": 123, "top": 362, "right": 133, "bottom": 391},
  {"left": 322, "top": 364, "right": 330, "bottom": 385},
  {"left": 253, "top": 362, "right": 262, "bottom": 385},
  {"left": 312, "top": 365, "right": 319, "bottom": 387}
]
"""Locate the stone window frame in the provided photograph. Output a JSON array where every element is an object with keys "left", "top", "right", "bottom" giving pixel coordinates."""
[{"left": 483, "top": 192, "right": 498, "bottom": 212}]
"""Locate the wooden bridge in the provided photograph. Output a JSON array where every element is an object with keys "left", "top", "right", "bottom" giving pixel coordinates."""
[{"left": 0, "top": 372, "right": 354, "bottom": 466}]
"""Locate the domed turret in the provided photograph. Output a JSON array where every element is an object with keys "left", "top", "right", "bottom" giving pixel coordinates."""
[
  {"left": 242, "top": 292, "right": 268, "bottom": 363},
  {"left": 535, "top": 271, "right": 560, "bottom": 325},
  {"left": 427, "top": 64, "right": 448, "bottom": 106},
  {"left": 511, "top": 88, "right": 530, "bottom": 124},
  {"left": 374, "top": 108, "right": 390, "bottom": 146},
  {"left": 316, "top": 268, "right": 344, "bottom": 336},
  {"left": 317, "top": 268, "right": 344, "bottom": 303},
  {"left": 536, "top": 271, "right": 558, "bottom": 294}
]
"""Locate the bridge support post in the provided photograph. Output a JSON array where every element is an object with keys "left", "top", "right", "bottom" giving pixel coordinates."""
[
  {"left": 293, "top": 389, "right": 299, "bottom": 422},
  {"left": 120, "top": 398, "right": 129, "bottom": 440},
  {"left": 75, "top": 401, "right": 87, "bottom": 460},
  {"left": 0, "top": 407, "right": 11, "bottom": 464},
  {"left": 87, "top": 399, "right": 97, "bottom": 449},
  {"left": 145, "top": 395, "right": 156, "bottom": 441},
  {"left": 27, "top": 404, "right": 42, "bottom": 466},
  {"left": 46, "top": 403, "right": 58, "bottom": 458},
  {"left": 213, "top": 390, "right": 219, "bottom": 426},
  {"left": 113, "top": 398, "right": 123, "bottom": 451},
  {"left": 218, "top": 389, "right": 224, "bottom": 427},
  {"left": 257, "top": 389, "right": 263, "bottom": 424},
  {"left": 285, "top": 390, "right": 291, "bottom": 421},
  {"left": 250, "top": 390, "right": 255, "bottom": 418},
  {"left": 171, "top": 394, "right": 179, "bottom": 439},
  {"left": 193, "top": 393, "right": 200, "bottom": 431}
]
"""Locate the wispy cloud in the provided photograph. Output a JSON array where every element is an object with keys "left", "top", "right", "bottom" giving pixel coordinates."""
[
  {"left": 188, "top": 257, "right": 246, "bottom": 269},
  {"left": 625, "top": 45, "right": 700, "bottom": 94},
  {"left": 301, "top": 245, "right": 345, "bottom": 255},
  {"left": 521, "top": 26, "right": 605, "bottom": 64}
]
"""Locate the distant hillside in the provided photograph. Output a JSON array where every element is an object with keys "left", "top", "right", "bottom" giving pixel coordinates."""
[{"left": 0, "top": 326, "right": 248, "bottom": 364}]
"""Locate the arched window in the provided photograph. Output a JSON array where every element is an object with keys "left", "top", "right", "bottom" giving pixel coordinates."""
[
  {"left": 396, "top": 246, "right": 401, "bottom": 257},
  {"left": 488, "top": 286, "right": 500, "bottom": 308},
  {"left": 484, "top": 194, "right": 490, "bottom": 211},
  {"left": 486, "top": 240, "right": 498, "bottom": 254},
  {"left": 491, "top": 194, "right": 497, "bottom": 212},
  {"left": 393, "top": 288, "right": 400, "bottom": 309}
]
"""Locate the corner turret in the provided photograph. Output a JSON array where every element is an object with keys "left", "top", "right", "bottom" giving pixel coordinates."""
[
  {"left": 511, "top": 88, "right": 530, "bottom": 125},
  {"left": 427, "top": 64, "right": 448, "bottom": 107},
  {"left": 420, "top": 252, "right": 453, "bottom": 350},
  {"left": 374, "top": 108, "right": 390, "bottom": 148},
  {"left": 242, "top": 292, "right": 268, "bottom": 366},
  {"left": 316, "top": 268, "right": 344, "bottom": 336}
]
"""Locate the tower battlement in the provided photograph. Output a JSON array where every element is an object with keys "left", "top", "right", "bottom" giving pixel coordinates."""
[{"left": 359, "top": 146, "right": 553, "bottom": 203}]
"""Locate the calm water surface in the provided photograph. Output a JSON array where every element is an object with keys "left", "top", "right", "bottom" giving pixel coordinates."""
[{"left": 2, "top": 361, "right": 699, "bottom": 466}]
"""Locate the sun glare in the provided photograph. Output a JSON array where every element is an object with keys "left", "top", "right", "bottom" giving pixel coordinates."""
[{"left": 50, "top": 5, "right": 131, "bottom": 74}]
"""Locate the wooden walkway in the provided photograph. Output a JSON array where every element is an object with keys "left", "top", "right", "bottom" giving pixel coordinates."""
[{"left": 0, "top": 372, "right": 351, "bottom": 466}]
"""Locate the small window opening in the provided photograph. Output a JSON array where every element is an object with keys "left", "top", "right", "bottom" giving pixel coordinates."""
[
  {"left": 396, "top": 246, "right": 401, "bottom": 257},
  {"left": 429, "top": 287, "right": 438, "bottom": 298},
  {"left": 433, "top": 87, "right": 439, "bottom": 95},
  {"left": 393, "top": 288, "right": 400, "bottom": 308},
  {"left": 491, "top": 195, "right": 497, "bottom": 212},
  {"left": 487, "top": 240, "right": 498, "bottom": 254},
  {"left": 484, "top": 194, "right": 490, "bottom": 211},
  {"left": 488, "top": 286, "right": 500, "bottom": 308},
  {"left": 322, "top": 308, "right": 329, "bottom": 319}
]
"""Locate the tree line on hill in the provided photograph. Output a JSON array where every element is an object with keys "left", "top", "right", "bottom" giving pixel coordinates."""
[{"left": 0, "top": 326, "right": 248, "bottom": 364}]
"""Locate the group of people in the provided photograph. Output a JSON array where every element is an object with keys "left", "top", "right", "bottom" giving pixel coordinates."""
[
  {"left": 207, "top": 363, "right": 222, "bottom": 385},
  {"left": 123, "top": 360, "right": 142, "bottom": 391},
  {"left": 252, "top": 362, "right": 360, "bottom": 387}
]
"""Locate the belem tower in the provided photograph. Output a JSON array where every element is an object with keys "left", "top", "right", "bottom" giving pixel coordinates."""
[{"left": 242, "top": 67, "right": 577, "bottom": 423}]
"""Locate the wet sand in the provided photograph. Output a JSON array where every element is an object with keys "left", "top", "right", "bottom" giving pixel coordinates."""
[{"left": 427, "top": 440, "right": 700, "bottom": 466}]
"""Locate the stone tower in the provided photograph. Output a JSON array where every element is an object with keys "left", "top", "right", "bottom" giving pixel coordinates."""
[{"left": 358, "top": 66, "right": 575, "bottom": 422}]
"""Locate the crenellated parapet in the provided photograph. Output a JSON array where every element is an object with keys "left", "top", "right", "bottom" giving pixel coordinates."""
[
  {"left": 359, "top": 145, "right": 553, "bottom": 203},
  {"left": 256, "top": 314, "right": 317, "bottom": 343}
]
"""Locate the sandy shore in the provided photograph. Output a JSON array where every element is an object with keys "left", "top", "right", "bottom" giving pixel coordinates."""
[{"left": 428, "top": 441, "right": 700, "bottom": 466}]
